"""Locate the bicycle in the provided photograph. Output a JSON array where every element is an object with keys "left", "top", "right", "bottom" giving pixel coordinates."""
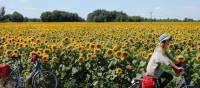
[
  {"left": 2, "top": 55, "right": 58, "bottom": 88},
  {"left": 129, "top": 63, "right": 198, "bottom": 88}
]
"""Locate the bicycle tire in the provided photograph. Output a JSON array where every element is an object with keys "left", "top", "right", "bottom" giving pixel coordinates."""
[
  {"left": 129, "top": 79, "right": 142, "bottom": 88},
  {"left": 129, "top": 83, "right": 141, "bottom": 88},
  {"left": 32, "top": 70, "right": 57, "bottom": 88}
]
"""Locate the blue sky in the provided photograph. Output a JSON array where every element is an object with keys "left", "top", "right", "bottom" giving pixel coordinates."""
[{"left": 0, "top": 0, "right": 200, "bottom": 20}]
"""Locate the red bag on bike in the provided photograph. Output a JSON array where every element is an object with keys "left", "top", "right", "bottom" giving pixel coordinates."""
[
  {"left": 142, "top": 75, "right": 155, "bottom": 88},
  {"left": 0, "top": 64, "right": 10, "bottom": 78}
]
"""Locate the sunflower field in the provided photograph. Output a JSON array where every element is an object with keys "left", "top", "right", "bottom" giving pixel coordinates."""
[{"left": 0, "top": 22, "right": 200, "bottom": 88}]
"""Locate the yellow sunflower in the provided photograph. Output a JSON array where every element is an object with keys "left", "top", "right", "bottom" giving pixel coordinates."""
[
  {"left": 146, "top": 53, "right": 152, "bottom": 60},
  {"left": 6, "top": 50, "right": 12, "bottom": 57},
  {"left": 126, "top": 65, "right": 132, "bottom": 71},
  {"left": 94, "top": 49, "right": 101, "bottom": 55},
  {"left": 41, "top": 55, "right": 49, "bottom": 62},
  {"left": 177, "top": 55, "right": 185, "bottom": 63},
  {"left": 78, "top": 46, "right": 84, "bottom": 53},
  {"left": 44, "top": 49, "right": 51, "bottom": 55},
  {"left": 115, "top": 51, "right": 123, "bottom": 59},
  {"left": 29, "top": 51, "right": 36, "bottom": 57},
  {"left": 89, "top": 43, "right": 95, "bottom": 49},
  {"left": 78, "top": 57, "right": 85, "bottom": 63},
  {"left": 86, "top": 53, "right": 93, "bottom": 59},
  {"left": 11, "top": 50, "right": 20, "bottom": 57},
  {"left": 0, "top": 45, "right": 4, "bottom": 50},
  {"left": 122, "top": 52, "right": 128, "bottom": 59},
  {"left": 186, "top": 47, "right": 192, "bottom": 52},
  {"left": 106, "top": 49, "right": 114, "bottom": 57},
  {"left": 115, "top": 68, "right": 123, "bottom": 76},
  {"left": 96, "top": 44, "right": 102, "bottom": 49},
  {"left": 52, "top": 56, "right": 59, "bottom": 61},
  {"left": 196, "top": 54, "right": 200, "bottom": 62}
]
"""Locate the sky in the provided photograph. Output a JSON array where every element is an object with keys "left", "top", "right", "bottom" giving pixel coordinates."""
[{"left": 0, "top": 0, "right": 200, "bottom": 20}]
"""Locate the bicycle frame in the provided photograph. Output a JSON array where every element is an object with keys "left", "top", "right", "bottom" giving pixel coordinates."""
[
  {"left": 3, "top": 56, "right": 43, "bottom": 87},
  {"left": 3, "top": 56, "right": 57, "bottom": 88}
]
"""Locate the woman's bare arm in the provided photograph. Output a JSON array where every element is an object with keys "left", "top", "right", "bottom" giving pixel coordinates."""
[{"left": 165, "top": 52, "right": 178, "bottom": 64}]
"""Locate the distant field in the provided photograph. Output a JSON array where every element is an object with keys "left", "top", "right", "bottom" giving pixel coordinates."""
[{"left": 0, "top": 22, "right": 200, "bottom": 87}]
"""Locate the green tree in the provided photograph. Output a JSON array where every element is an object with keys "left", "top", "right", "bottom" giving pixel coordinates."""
[
  {"left": 3, "top": 14, "right": 12, "bottom": 21},
  {"left": 40, "top": 10, "right": 84, "bottom": 22},
  {"left": 11, "top": 11, "right": 24, "bottom": 22},
  {"left": 40, "top": 11, "right": 53, "bottom": 22},
  {"left": 0, "top": 6, "right": 5, "bottom": 21},
  {"left": 87, "top": 9, "right": 129, "bottom": 22}
]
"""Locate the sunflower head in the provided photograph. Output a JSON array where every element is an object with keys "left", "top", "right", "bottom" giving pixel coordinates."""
[
  {"left": 48, "top": 45, "right": 52, "bottom": 49},
  {"left": 169, "top": 44, "right": 174, "bottom": 49},
  {"left": 139, "top": 51, "right": 144, "bottom": 57},
  {"left": 106, "top": 49, "right": 114, "bottom": 57},
  {"left": 113, "top": 45, "right": 121, "bottom": 51},
  {"left": 94, "top": 49, "right": 101, "bottom": 55},
  {"left": 197, "top": 41, "right": 200, "bottom": 46},
  {"left": 29, "top": 51, "right": 37, "bottom": 57},
  {"left": 36, "top": 51, "right": 42, "bottom": 57},
  {"left": 86, "top": 53, "right": 93, "bottom": 59},
  {"left": 115, "top": 68, "right": 123, "bottom": 76},
  {"left": 186, "top": 47, "right": 192, "bottom": 52},
  {"left": 176, "top": 49, "right": 181, "bottom": 53},
  {"left": 89, "top": 43, "right": 95, "bottom": 49},
  {"left": 52, "top": 56, "right": 59, "bottom": 61},
  {"left": 197, "top": 46, "right": 200, "bottom": 51},
  {"left": 126, "top": 65, "right": 132, "bottom": 71},
  {"left": 196, "top": 54, "right": 200, "bottom": 62},
  {"left": 38, "top": 48, "right": 44, "bottom": 54},
  {"left": 41, "top": 55, "right": 49, "bottom": 62},
  {"left": 122, "top": 52, "right": 128, "bottom": 59},
  {"left": 177, "top": 55, "right": 185, "bottom": 63},
  {"left": 96, "top": 44, "right": 102, "bottom": 49},
  {"left": 78, "top": 46, "right": 84, "bottom": 53},
  {"left": 0, "top": 45, "right": 4, "bottom": 50},
  {"left": 11, "top": 50, "right": 20, "bottom": 58},
  {"left": 115, "top": 51, "right": 123, "bottom": 58},
  {"left": 78, "top": 57, "right": 85, "bottom": 63},
  {"left": 52, "top": 45, "right": 57, "bottom": 51},
  {"left": 19, "top": 43, "right": 23, "bottom": 48},
  {"left": 36, "top": 39, "right": 40, "bottom": 43},
  {"left": 146, "top": 53, "right": 152, "bottom": 60},
  {"left": 44, "top": 49, "right": 51, "bottom": 55}
]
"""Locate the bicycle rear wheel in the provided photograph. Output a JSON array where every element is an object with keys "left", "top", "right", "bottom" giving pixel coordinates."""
[
  {"left": 129, "top": 83, "right": 141, "bottom": 88},
  {"left": 32, "top": 71, "right": 57, "bottom": 88},
  {"left": 129, "top": 78, "right": 142, "bottom": 88}
]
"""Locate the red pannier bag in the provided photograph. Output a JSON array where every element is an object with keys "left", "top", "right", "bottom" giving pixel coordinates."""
[
  {"left": 142, "top": 75, "right": 155, "bottom": 88},
  {"left": 0, "top": 64, "right": 10, "bottom": 78}
]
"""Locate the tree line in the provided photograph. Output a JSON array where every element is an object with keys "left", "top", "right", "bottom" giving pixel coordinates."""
[{"left": 0, "top": 6, "right": 199, "bottom": 22}]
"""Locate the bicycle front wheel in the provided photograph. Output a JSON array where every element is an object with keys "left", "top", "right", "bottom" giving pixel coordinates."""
[{"left": 32, "top": 71, "right": 57, "bottom": 88}]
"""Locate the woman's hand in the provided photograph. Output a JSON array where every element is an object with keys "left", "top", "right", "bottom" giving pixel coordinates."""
[
  {"left": 173, "top": 66, "right": 184, "bottom": 74},
  {"left": 171, "top": 61, "right": 184, "bottom": 74}
]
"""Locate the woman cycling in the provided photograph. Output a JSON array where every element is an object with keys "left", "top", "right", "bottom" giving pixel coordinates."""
[{"left": 143, "top": 34, "right": 183, "bottom": 88}]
